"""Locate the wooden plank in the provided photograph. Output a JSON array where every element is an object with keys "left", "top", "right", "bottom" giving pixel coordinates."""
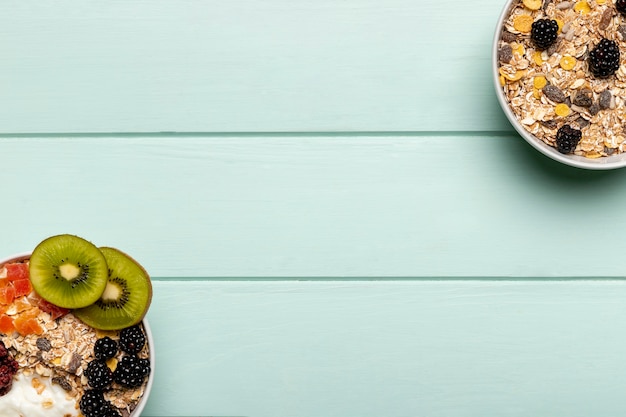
[
  {"left": 0, "top": 0, "right": 510, "bottom": 133},
  {"left": 1, "top": 135, "right": 624, "bottom": 278},
  {"left": 145, "top": 280, "right": 626, "bottom": 417}
]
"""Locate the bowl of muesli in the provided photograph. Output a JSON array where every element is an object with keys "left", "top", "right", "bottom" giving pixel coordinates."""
[
  {"left": 0, "top": 238, "right": 154, "bottom": 417},
  {"left": 494, "top": 0, "right": 626, "bottom": 169}
]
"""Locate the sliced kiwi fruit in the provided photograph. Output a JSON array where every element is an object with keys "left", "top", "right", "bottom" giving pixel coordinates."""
[
  {"left": 29, "top": 234, "right": 109, "bottom": 309},
  {"left": 73, "top": 247, "right": 152, "bottom": 330}
]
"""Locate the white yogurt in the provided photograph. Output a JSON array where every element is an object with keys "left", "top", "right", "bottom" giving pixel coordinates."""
[{"left": 0, "top": 373, "right": 78, "bottom": 417}]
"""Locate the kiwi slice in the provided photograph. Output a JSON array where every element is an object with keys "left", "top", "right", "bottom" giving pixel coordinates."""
[
  {"left": 29, "top": 235, "right": 109, "bottom": 309},
  {"left": 73, "top": 247, "right": 152, "bottom": 330}
]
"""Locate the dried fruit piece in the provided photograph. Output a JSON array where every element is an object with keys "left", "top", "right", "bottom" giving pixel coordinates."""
[
  {"left": 5, "top": 263, "right": 28, "bottom": 281},
  {"left": 0, "top": 286, "right": 16, "bottom": 306},
  {"left": 0, "top": 341, "right": 18, "bottom": 396},
  {"left": 543, "top": 85, "right": 566, "bottom": 103},
  {"left": 599, "top": 90, "right": 612, "bottom": 109},
  {"left": 502, "top": 31, "right": 517, "bottom": 42},
  {"left": 555, "top": 103, "right": 571, "bottom": 117},
  {"left": 0, "top": 315, "right": 14, "bottom": 334},
  {"left": 14, "top": 316, "right": 43, "bottom": 336},
  {"left": 499, "top": 44, "right": 513, "bottom": 63},
  {"left": 560, "top": 56, "right": 576, "bottom": 70},
  {"left": 599, "top": 8, "right": 613, "bottom": 30},
  {"left": 12, "top": 279, "right": 31, "bottom": 297},
  {"left": 573, "top": 89, "right": 593, "bottom": 107},
  {"left": 513, "top": 15, "right": 534, "bottom": 33}
]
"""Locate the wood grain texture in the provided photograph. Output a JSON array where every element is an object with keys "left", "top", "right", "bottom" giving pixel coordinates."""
[
  {"left": 1, "top": 135, "right": 624, "bottom": 278},
  {"left": 146, "top": 280, "right": 626, "bottom": 417},
  {"left": 0, "top": 0, "right": 511, "bottom": 133}
]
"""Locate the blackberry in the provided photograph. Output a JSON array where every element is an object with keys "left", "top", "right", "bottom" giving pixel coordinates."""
[
  {"left": 79, "top": 389, "right": 108, "bottom": 417},
  {"left": 588, "top": 38, "right": 620, "bottom": 78},
  {"left": 94, "top": 337, "right": 118, "bottom": 360},
  {"left": 113, "top": 355, "right": 150, "bottom": 388},
  {"left": 79, "top": 390, "right": 122, "bottom": 417},
  {"left": 119, "top": 325, "right": 145, "bottom": 354},
  {"left": 104, "top": 406, "right": 122, "bottom": 417},
  {"left": 617, "top": 0, "right": 626, "bottom": 16},
  {"left": 85, "top": 360, "right": 114, "bottom": 389},
  {"left": 556, "top": 125, "right": 582, "bottom": 154},
  {"left": 531, "top": 18, "right": 558, "bottom": 50}
]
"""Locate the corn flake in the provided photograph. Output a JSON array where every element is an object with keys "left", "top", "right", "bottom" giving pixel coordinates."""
[
  {"left": 522, "top": 0, "right": 542, "bottom": 10},
  {"left": 511, "top": 42, "right": 525, "bottom": 56},
  {"left": 499, "top": 67, "right": 526, "bottom": 81},
  {"left": 560, "top": 56, "right": 577, "bottom": 70},
  {"left": 555, "top": 103, "right": 571, "bottom": 117},
  {"left": 513, "top": 15, "right": 534, "bottom": 32},
  {"left": 574, "top": 1, "right": 591, "bottom": 14},
  {"left": 533, "top": 76, "right": 547, "bottom": 89}
]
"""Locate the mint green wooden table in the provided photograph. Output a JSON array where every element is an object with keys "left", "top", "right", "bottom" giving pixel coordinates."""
[{"left": 3, "top": 1, "right": 626, "bottom": 416}]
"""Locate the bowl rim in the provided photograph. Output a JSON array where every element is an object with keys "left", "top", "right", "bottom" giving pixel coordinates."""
[
  {"left": 0, "top": 251, "right": 155, "bottom": 417},
  {"left": 492, "top": 0, "right": 626, "bottom": 170}
]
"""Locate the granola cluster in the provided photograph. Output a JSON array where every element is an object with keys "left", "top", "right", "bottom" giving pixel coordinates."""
[{"left": 498, "top": 0, "right": 626, "bottom": 158}]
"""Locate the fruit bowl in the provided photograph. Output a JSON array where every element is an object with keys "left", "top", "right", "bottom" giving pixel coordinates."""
[
  {"left": 493, "top": 0, "right": 626, "bottom": 170},
  {"left": 0, "top": 251, "right": 154, "bottom": 417}
]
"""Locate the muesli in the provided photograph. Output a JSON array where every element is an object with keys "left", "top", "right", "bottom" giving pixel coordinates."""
[
  {"left": 0, "top": 235, "right": 152, "bottom": 417},
  {"left": 497, "top": 0, "right": 626, "bottom": 157}
]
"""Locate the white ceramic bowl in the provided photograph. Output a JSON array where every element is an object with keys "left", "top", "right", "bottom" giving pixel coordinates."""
[
  {"left": 493, "top": 0, "right": 626, "bottom": 170},
  {"left": 0, "top": 252, "right": 154, "bottom": 417}
]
